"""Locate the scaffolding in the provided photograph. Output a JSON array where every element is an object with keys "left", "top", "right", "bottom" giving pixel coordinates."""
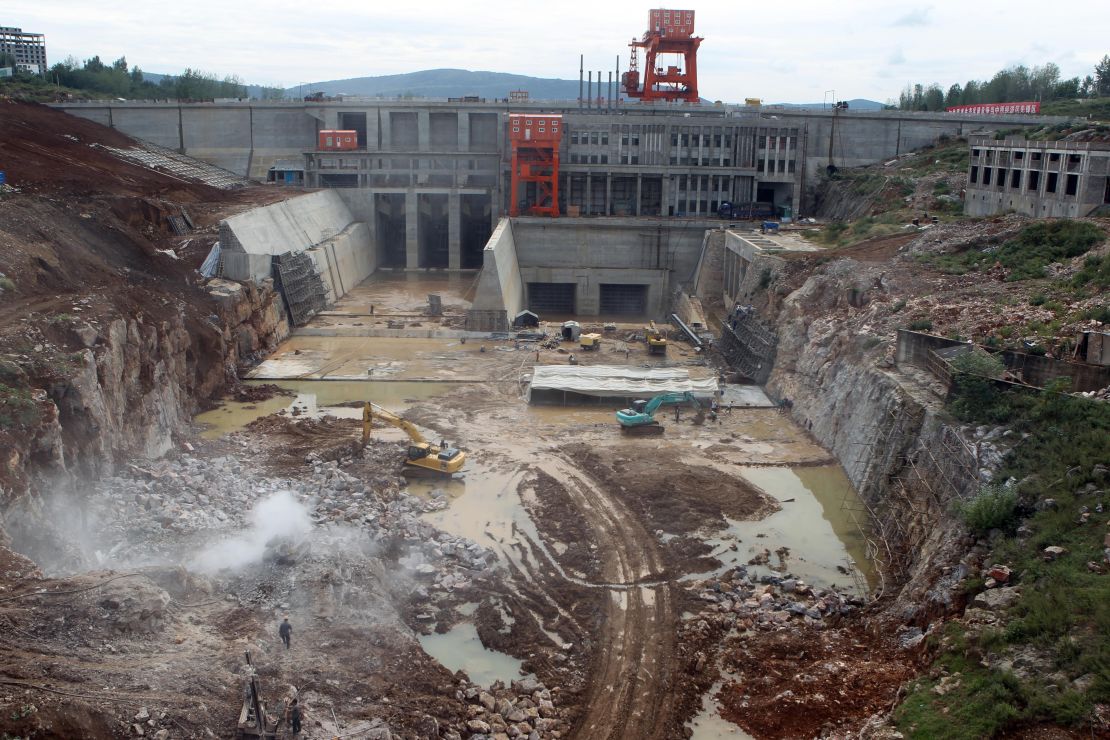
[
  {"left": 273, "top": 251, "right": 328, "bottom": 326},
  {"left": 842, "top": 399, "right": 980, "bottom": 596}
]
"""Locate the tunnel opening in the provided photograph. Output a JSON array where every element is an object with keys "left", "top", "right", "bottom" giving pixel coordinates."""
[
  {"left": 527, "top": 283, "right": 576, "bottom": 314},
  {"left": 375, "top": 193, "right": 407, "bottom": 268},
  {"left": 461, "top": 194, "right": 491, "bottom": 270},
  {"left": 599, "top": 283, "right": 648, "bottom": 315},
  {"left": 319, "top": 174, "right": 358, "bottom": 188},
  {"left": 337, "top": 112, "right": 368, "bottom": 148},
  {"left": 418, "top": 194, "right": 449, "bottom": 269}
]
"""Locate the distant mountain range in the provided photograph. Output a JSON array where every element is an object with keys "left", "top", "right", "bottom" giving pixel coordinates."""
[
  {"left": 767, "top": 98, "right": 886, "bottom": 111},
  {"left": 142, "top": 67, "right": 885, "bottom": 108},
  {"left": 284, "top": 69, "right": 587, "bottom": 101}
]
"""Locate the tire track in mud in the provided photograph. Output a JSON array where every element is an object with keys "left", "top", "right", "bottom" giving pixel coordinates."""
[{"left": 535, "top": 456, "right": 679, "bottom": 740}]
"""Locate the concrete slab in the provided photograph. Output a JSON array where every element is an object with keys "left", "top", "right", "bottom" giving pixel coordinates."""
[{"left": 721, "top": 385, "right": 775, "bottom": 408}]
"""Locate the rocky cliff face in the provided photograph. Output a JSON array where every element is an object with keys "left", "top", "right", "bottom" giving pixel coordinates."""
[
  {"left": 762, "top": 258, "right": 994, "bottom": 614},
  {"left": 1, "top": 279, "right": 288, "bottom": 503}
]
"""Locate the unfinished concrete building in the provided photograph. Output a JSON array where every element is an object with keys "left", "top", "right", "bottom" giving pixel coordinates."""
[{"left": 964, "top": 135, "right": 1110, "bottom": 218}]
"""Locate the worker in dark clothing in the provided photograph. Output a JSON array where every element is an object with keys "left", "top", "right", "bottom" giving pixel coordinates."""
[
  {"left": 288, "top": 699, "right": 302, "bottom": 734},
  {"left": 279, "top": 616, "right": 292, "bottom": 649}
]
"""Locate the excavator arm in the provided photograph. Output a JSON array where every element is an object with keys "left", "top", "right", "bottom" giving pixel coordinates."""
[
  {"left": 642, "top": 391, "right": 694, "bottom": 416},
  {"left": 363, "top": 402, "right": 427, "bottom": 446},
  {"left": 361, "top": 402, "right": 466, "bottom": 475}
]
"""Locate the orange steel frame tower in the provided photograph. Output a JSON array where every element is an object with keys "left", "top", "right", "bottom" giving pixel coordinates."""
[
  {"left": 621, "top": 8, "right": 702, "bottom": 103},
  {"left": 508, "top": 113, "right": 562, "bottom": 217}
]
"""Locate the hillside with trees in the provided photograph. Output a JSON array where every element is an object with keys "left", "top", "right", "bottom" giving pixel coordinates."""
[
  {"left": 895, "top": 55, "right": 1110, "bottom": 111},
  {"left": 0, "top": 53, "right": 283, "bottom": 101}
]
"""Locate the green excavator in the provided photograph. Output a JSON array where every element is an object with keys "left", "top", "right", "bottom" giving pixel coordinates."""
[{"left": 615, "top": 391, "right": 702, "bottom": 436}]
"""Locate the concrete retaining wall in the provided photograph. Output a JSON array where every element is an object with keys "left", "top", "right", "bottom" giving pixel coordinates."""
[
  {"left": 467, "top": 218, "right": 523, "bottom": 331},
  {"left": 306, "top": 222, "right": 375, "bottom": 303},
  {"left": 222, "top": 190, "right": 356, "bottom": 256},
  {"left": 219, "top": 190, "right": 374, "bottom": 296}
]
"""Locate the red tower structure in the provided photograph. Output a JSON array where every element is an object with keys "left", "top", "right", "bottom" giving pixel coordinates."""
[
  {"left": 508, "top": 113, "right": 562, "bottom": 217},
  {"left": 621, "top": 8, "right": 702, "bottom": 103}
]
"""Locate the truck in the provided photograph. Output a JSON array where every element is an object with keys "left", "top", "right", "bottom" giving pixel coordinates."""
[{"left": 718, "top": 201, "right": 775, "bottom": 220}]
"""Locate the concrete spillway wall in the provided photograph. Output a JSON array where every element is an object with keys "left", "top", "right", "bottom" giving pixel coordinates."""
[
  {"left": 465, "top": 216, "right": 720, "bottom": 329},
  {"left": 467, "top": 218, "right": 523, "bottom": 332},
  {"left": 219, "top": 190, "right": 375, "bottom": 304}
]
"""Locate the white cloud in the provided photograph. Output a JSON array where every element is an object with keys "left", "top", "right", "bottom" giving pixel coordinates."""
[
  {"left": 891, "top": 7, "right": 932, "bottom": 27},
  {"left": 6, "top": 0, "right": 1109, "bottom": 103}
]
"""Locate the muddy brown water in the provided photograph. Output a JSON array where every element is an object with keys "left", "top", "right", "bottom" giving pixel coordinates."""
[
  {"left": 418, "top": 621, "right": 526, "bottom": 687},
  {"left": 699, "top": 464, "right": 877, "bottom": 594},
  {"left": 195, "top": 380, "right": 455, "bottom": 438}
]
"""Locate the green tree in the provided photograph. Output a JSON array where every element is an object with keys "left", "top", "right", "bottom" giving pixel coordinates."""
[
  {"left": 1096, "top": 54, "right": 1110, "bottom": 96},
  {"left": 1029, "top": 63, "right": 1059, "bottom": 101},
  {"left": 945, "top": 83, "right": 963, "bottom": 108},
  {"left": 961, "top": 80, "right": 981, "bottom": 105},
  {"left": 924, "top": 83, "right": 946, "bottom": 111}
]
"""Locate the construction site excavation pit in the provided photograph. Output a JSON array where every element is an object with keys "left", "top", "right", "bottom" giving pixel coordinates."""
[{"left": 204, "top": 263, "right": 884, "bottom": 738}]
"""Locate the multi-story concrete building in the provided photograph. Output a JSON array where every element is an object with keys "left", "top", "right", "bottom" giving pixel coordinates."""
[
  {"left": 0, "top": 26, "right": 47, "bottom": 75},
  {"left": 55, "top": 98, "right": 1058, "bottom": 271},
  {"left": 301, "top": 101, "right": 803, "bottom": 270},
  {"left": 964, "top": 135, "right": 1110, "bottom": 218}
]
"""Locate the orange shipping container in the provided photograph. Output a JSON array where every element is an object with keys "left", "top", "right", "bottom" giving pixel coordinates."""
[
  {"left": 508, "top": 114, "right": 563, "bottom": 143},
  {"left": 649, "top": 8, "right": 695, "bottom": 36},
  {"left": 318, "top": 129, "right": 359, "bottom": 150}
]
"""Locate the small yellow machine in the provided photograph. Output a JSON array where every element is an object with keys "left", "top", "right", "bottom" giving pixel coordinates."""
[
  {"left": 579, "top": 332, "right": 601, "bottom": 351},
  {"left": 361, "top": 402, "right": 466, "bottom": 475},
  {"left": 645, "top": 321, "right": 668, "bottom": 355}
]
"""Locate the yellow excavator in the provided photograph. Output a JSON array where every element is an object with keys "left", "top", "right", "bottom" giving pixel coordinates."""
[
  {"left": 361, "top": 402, "right": 466, "bottom": 474},
  {"left": 645, "top": 321, "right": 668, "bottom": 355}
]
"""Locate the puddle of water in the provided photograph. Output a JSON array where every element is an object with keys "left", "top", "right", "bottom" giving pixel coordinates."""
[
  {"left": 699, "top": 465, "right": 877, "bottom": 594},
  {"left": 248, "top": 336, "right": 492, "bottom": 380},
  {"left": 417, "top": 621, "right": 525, "bottom": 687},
  {"left": 195, "top": 379, "right": 453, "bottom": 438},
  {"left": 688, "top": 679, "right": 756, "bottom": 740}
]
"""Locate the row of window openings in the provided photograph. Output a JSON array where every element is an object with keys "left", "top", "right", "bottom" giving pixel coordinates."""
[
  {"left": 970, "top": 166, "right": 1079, "bottom": 196},
  {"left": 316, "top": 158, "right": 492, "bottom": 170},
  {"left": 972, "top": 149, "right": 1083, "bottom": 165}
]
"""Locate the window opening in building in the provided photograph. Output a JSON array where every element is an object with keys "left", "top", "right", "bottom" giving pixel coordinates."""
[
  {"left": 970, "top": 166, "right": 979, "bottom": 184},
  {"left": 1065, "top": 174, "right": 1078, "bottom": 196},
  {"left": 1011, "top": 170, "right": 1021, "bottom": 189},
  {"left": 1046, "top": 172, "right": 1058, "bottom": 193},
  {"left": 1028, "top": 170, "right": 1040, "bottom": 191}
]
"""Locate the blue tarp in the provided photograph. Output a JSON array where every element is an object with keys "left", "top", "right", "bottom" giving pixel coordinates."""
[{"left": 199, "top": 242, "right": 221, "bottom": 278}]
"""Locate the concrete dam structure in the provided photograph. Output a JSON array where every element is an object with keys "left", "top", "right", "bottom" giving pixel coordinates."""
[{"left": 56, "top": 99, "right": 1056, "bottom": 275}]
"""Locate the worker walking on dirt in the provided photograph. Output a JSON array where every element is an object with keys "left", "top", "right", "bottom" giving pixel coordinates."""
[
  {"left": 674, "top": 406, "right": 681, "bottom": 423},
  {"left": 279, "top": 616, "right": 292, "bottom": 649},
  {"left": 287, "top": 698, "right": 302, "bottom": 734}
]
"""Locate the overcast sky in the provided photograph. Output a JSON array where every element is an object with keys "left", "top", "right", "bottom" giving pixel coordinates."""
[{"left": 7, "top": 0, "right": 1108, "bottom": 102}]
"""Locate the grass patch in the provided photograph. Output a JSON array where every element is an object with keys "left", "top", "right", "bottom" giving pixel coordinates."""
[
  {"left": 919, "top": 221, "right": 1106, "bottom": 280},
  {"left": 904, "top": 378, "right": 1110, "bottom": 734},
  {"left": 0, "top": 383, "right": 41, "bottom": 430},
  {"left": 907, "top": 319, "right": 934, "bottom": 331},
  {"left": 1071, "top": 253, "right": 1110, "bottom": 291},
  {"left": 951, "top": 483, "right": 1018, "bottom": 534}
]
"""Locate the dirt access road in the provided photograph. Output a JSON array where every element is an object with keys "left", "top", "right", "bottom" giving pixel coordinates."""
[{"left": 415, "top": 374, "right": 826, "bottom": 738}]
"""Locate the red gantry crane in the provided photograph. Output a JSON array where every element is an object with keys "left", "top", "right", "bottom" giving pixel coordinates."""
[
  {"left": 508, "top": 113, "right": 562, "bottom": 217},
  {"left": 621, "top": 8, "right": 702, "bottom": 103}
]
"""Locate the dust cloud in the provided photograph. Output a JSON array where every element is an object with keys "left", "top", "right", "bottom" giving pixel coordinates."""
[{"left": 191, "top": 490, "right": 312, "bottom": 573}]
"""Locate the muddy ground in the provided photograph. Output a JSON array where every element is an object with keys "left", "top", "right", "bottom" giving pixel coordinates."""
[{"left": 0, "top": 101, "right": 917, "bottom": 739}]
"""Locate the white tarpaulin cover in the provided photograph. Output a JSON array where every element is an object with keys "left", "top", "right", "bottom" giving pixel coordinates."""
[{"left": 528, "top": 364, "right": 719, "bottom": 401}]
